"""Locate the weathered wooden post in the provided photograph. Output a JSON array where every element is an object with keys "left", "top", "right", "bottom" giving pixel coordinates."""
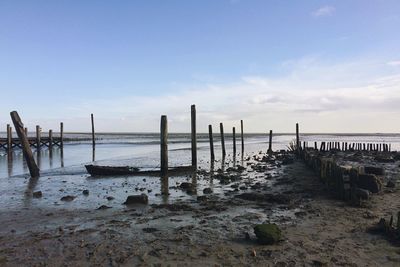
[
  {"left": 91, "top": 113, "right": 95, "bottom": 148},
  {"left": 49, "top": 130, "right": 53, "bottom": 149},
  {"left": 208, "top": 125, "right": 215, "bottom": 162},
  {"left": 10, "top": 111, "right": 40, "bottom": 177},
  {"left": 36, "top": 125, "right": 41, "bottom": 149},
  {"left": 240, "top": 120, "right": 244, "bottom": 154},
  {"left": 220, "top": 123, "right": 226, "bottom": 158},
  {"left": 314, "top": 141, "right": 318, "bottom": 150},
  {"left": 233, "top": 127, "right": 236, "bottom": 155},
  {"left": 160, "top": 115, "right": 168, "bottom": 174},
  {"left": 24, "top": 127, "right": 28, "bottom": 136},
  {"left": 60, "top": 122, "right": 64, "bottom": 148},
  {"left": 6, "top": 124, "right": 12, "bottom": 151},
  {"left": 268, "top": 130, "right": 273, "bottom": 154},
  {"left": 296, "top": 123, "right": 300, "bottom": 152},
  {"left": 191, "top": 105, "right": 197, "bottom": 168}
]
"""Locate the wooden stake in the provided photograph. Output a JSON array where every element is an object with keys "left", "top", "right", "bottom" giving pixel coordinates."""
[
  {"left": 208, "top": 125, "right": 215, "bottom": 162},
  {"left": 91, "top": 113, "right": 95, "bottom": 147},
  {"left": 160, "top": 115, "right": 168, "bottom": 174},
  {"left": 10, "top": 111, "right": 40, "bottom": 177},
  {"left": 268, "top": 130, "right": 273, "bottom": 154},
  {"left": 314, "top": 141, "right": 317, "bottom": 150},
  {"left": 220, "top": 123, "right": 226, "bottom": 158},
  {"left": 296, "top": 123, "right": 300, "bottom": 151},
  {"left": 36, "top": 125, "right": 41, "bottom": 149},
  {"left": 240, "top": 120, "right": 244, "bottom": 154},
  {"left": 60, "top": 122, "right": 64, "bottom": 148},
  {"left": 233, "top": 127, "right": 237, "bottom": 155},
  {"left": 191, "top": 105, "right": 197, "bottom": 167},
  {"left": 7, "top": 124, "right": 12, "bottom": 151}
]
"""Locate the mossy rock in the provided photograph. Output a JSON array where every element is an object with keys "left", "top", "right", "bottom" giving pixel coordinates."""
[{"left": 254, "top": 223, "right": 282, "bottom": 245}]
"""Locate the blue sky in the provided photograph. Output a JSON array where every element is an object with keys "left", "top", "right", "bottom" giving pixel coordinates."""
[{"left": 1, "top": 1, "right": 400, "bottom": 132}]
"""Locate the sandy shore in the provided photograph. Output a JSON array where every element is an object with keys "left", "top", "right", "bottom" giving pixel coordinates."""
[{"left": 1, "top": 152, "right": 400, "bottom": 266}]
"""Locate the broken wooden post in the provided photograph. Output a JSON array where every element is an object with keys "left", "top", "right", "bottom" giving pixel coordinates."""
[
  {"left": 91, "top": 113, "right": 95, "bottom": 148},
  {"left": 296, "top": 123, "right": 300, "bottom": 151},
  {"left": 10, "top": 111, "right": 40, "bottom": 177},
  {"left": 49, "top": 130, "right": 53, "bottom": 149},
  {"left": 314, "top": 142, "right": 318, "bottom": 150},
  {"left": 220, "top": 123, "right": 226, "bottom": 158},
  {"left": 60, "top": 122, "right": 64, "bottom": 148},
  {"left": 191, "top": 105, "right": 197, "bottom": 168},
  {"left": 240, "top": 120, "right": 244, "bottom": 154},
  {"left": 24, "top": 127, "right": 28, "bottom": 136},
  {"left": 160, "top": 115, "right": 168, "bottom": 174},
  {"left": 268, "top": 130, "right": 273, "bottom": 154},
  {"left": 208, "top": 125, "right": 215, "bottom": 162},
  {"left": 7, "top": 124, "right": 12, "bottom": 151},
  {"left": 36, "top": 125, "right": 41, "bottom": 149},
  {"left": 233, "top": 127, "right": 236, "bottom": 155}
]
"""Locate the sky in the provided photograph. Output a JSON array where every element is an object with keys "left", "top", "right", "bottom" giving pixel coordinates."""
[{"left": 1, "top": 0, "right": 400, "bottom": 133}]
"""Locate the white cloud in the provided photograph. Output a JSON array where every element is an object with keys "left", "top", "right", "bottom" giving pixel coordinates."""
[
  {"left": 312, "top": 6, "right": 336, "bottom": 17},
  {"left": 387, "top": 61, "right": 400, "bottom": 66}
]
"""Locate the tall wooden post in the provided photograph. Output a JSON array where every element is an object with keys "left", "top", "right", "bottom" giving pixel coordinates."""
[
  {"left": 7, "top": 124, "right": 12, "bottom": 151},
  {"left": 240, "top": 120, "right": 244, "bottom": 154},
  {"left": 91, "top": 113, "right": 95, "bottom": 148},
  {"left": 36, "top": 125, "right": 41, "bottom": 149},
  {"left": 268, "top": 130, "right": 273, "bottom": 154},
  {"left": 191, "top": 105, "right": 197, "bottom": 168},
  {"left": 296, "top": 123, "right": 300, "bottom": 151},
  {"left": 208, "top": 125, "right": 215, "bottom": 162},
  {"left": 60, "top": 122, "right": 64, "bottom": 148},
  {"left": 233, "top": 127, "right": 236, "bottom": 155},
  {"left": 10, "top": 111, "right": 40, "bottom": 177},
  {"left": 220, "top": 123, "right": 226, "bottom": 158},
  {"left": 49, "top": 130, "right": 53, "bottom": 149},
  {"left": 160, "top": 115, "right": 168, "bottom": 174}
]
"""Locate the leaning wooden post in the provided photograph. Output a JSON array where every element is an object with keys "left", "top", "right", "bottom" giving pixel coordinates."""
[
  {"left": 296, "top": 123, "right": 300, "bottom": 152},
  {"left": 48, "top": 130, "right": 53, "bottom": 149},
  {"left": 6, "top": 124, "right": 12, "bottom": 151},
  {"left": 36, "top": 125, "right": 41, "bottom": 149},
  {"left": 208, "top": 125, "right": 215, "bottom": 162},
  {"left": 220, "top": 123, "right": 226, "bottom": 158},
  {"left": 10, "top": 111, "right": 40, "bottom": 177},
  {"left": 91, "top": 113, "right": 95, "bottom": 148},
  {"left": 160, "top": 115, "right": 168, "bottom": 174},
  {"left": 233, "top": 127, "right": 236, "bottom": 155},
  {"left": 240, "top": 120, "right": 244, "bottom": 154},
  {"left": 60, "top": 122, "right": 64, "bottom": 148},
  {"left": 268, "top": 130, "right": 273, "bottom": 154},
  {"left": 191, "top": 105, "right": 197, "bottom": 168}
]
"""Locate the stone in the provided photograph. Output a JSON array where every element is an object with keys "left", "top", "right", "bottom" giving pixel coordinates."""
[
  {"left": 106, "top": 196, "right": 115, "bottom": 201},
  {"left": 123, "top": 194, "right": 148, "bottom": 205},
  {"left": 60, "top": 195, "right": 76, "bottom": 202},
  {"left": 82, "top": 190, "right": 89, "bottom": 196},
  {"left": 203, "top": 187, "right": 212, "bottom": 194},
  {"left": 254, "top": 223, "right": 282, "bottom": 245},
  {"left": 97, "top": 205, "right": 112, "bottom": 210},
  {"left": 179, "top": 182, "right": 192, "bottom": 190},
  {"left": 386, "top": 180, "right": 396, "bottom": 188},
  {"left": 33, "top": 191, "right": 42, "bottom": 198},
  {"left": 357, "top": 174, "right": 382, "bottom": 193}
]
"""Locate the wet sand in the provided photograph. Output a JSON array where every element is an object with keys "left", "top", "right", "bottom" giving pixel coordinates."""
[{"left": 1, "top": 151, "right": 400, "bottom": 266}]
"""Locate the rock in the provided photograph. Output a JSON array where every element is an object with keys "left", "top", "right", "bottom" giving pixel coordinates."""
[
  {"left": 254, "top": 223, "right": 282, "bottom": 245},
  {"left": 386, "top": 180, "right": 396, "bottom": 188},
  {"left": 82, "top": 190, "right": 89, "bottom": 196},
  {"left": 364, "top": 166, "right": 385, "bottom": 175},
  {"left": 179, "top": 182, "right": 192, "bottom": 190},
  {"left": 357, "top": 174, "right": 382, "bottom": 193},
  {"left": 106, "top": 196, "right": 115, "bottom": 201},
  {"left": 355, "top": 188, "right": 371, "bottom": 200},
  {"left": 203, "top": 188, "right": 212, "bottom": 194},
  {"left": 123, "top": 194, "right": 148, "bottom": 205},
  {"left": 60, "top": 195, "right": 76, "bottom": 202},
  {"left": 197, "top": 195, "right": 207, "bottom": 202},
  {"left": 374, "top": 156, "right": 394, "bottom": 163},
  {"left": 33, "top": 191, "right": 42, "bottom": 198},
  {"left": 97, "top": 205, "right": 112, "bottom": 210},
  {"left": 142, "top": 227, "right": 159, "bottom": 233}
]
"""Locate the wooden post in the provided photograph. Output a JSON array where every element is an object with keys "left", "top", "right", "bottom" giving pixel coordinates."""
[
  {"left": 91, "top": 113, "right": 95, "bottom": 148},
  {"left": 191, "top": 105, "right": 197, "bottom": 168},
  {"left": 160, "top": 115, "right": 168, "bottom": 174},
  {"left": 7, "top": 124, "right": 12, "bottom": 151},
  {"left": 268, "top": 130, "right": 273, "bottom": 154},
  {"left": 60, "top": 122, "right": 64, "bottom": 148},
  {"left": 49, "top": 130, "right": 53, "bottom": 149},
  {"left": 240, "top": 120, "right": 244, "bottom": 154},
  {"left": 220, "top": 123, "right": 226, "bottom": 158},
  {"left": 314, "top": 141, "right": 317, "bottom": 150},
  {"left": 10, "top": 111, "right": 40, "bottom": 177},
  {"left": 36, "top": 125, "right": 41, "bottom": 149},
  {"left": 296, "top": 123, "right": 300, "bottom": 151},
  {"left": 233, "top": 127, "right": 236, "bottom": 155},
  {"left": 208, "top": 125, "right": 215, "bottom": 162},
  {"left": 24, "top": 127, "right": 28, "bottom": 136}
]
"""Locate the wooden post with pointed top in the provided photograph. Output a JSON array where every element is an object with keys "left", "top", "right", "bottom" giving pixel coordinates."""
[
  {"left": 208, "top": 125, "right": 215, "bottom": 162},
  {"left": 6, "top": 124, "right": 12, "bottom": 151},
  {"left": 91, "top": 113, "right": 95, "bottom": 148},
  {"left": 240, "top": 120, "right": 244, "bottom": 154},
  {"left": 296, "top": 123, "right": 300, "bottom": 152},
  {"left": 268, "top": 130, "right": 273, "bottom": 154},
  {"left": 60, "top": 122, "right": 64, "bottom": 148},
  {"left": 220, "top": 123, "right": 226, "bottom": 158},
  {"left": 191, "top": 105, "right": 197, "bottom": 168},
  {"left": 48, "top": 130, "right": 53, "bottom": 149},
  {"left": 36, "top": 125, "right": 41, "bottom": 149},
  {"left": 233, "top": 127, "right": 236, "bottom": 155},
  {"left": 10, "top": 111, "right": 40, "bottom": 177},
  {"left": 160, "top": 115, "right": 168, "bottom": 174}
]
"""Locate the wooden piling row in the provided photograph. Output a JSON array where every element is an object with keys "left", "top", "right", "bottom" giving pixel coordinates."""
[{"left": 307, "top": 141, "right": 392, "bottom": 152}]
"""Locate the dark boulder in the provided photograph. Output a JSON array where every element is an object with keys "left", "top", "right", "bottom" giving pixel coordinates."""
[
  {"left": 357, "top": 174, "right": 382, "bottom": 193},
  {"left": 254, "top": 224, "right": 282, "bottom": 245},
  {"left": 123, "top": 194, "right": 148, "bottom": 205}
]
